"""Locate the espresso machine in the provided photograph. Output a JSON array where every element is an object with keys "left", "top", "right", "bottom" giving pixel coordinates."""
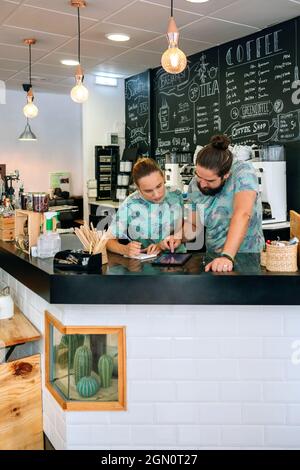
[
  {"left": 165, "top": 163, "right": 183, "bottom": 191},
  {"left": 251, "top": 160, "right": 287, "bottom": 224},
  {"left": 164, "top": 151, "right": 193, "bottom": 192}
]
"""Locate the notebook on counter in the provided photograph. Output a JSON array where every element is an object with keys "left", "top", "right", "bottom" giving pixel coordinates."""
[{"left": 124, "top": 253, "right": 158, "bottom": 260}]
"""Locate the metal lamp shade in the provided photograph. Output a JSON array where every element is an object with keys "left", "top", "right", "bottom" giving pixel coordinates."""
[{"left": 18, "top": 120, "right": 37, "bottom": 141}]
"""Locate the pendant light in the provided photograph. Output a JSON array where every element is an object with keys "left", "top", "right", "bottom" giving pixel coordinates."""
[
  {"left": 23, "top": 39, "right": 38, "bottom": 119},
  {"left": 161, "top": 0, "right": 187, "bottom": 74},
  {"left": 18, "top": 118, "right": 37, "bottom": 141},
  {"left": 70, "top": 0, "right": 89, "bottom": 103}
]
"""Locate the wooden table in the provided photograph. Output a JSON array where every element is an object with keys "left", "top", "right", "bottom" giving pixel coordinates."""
[
  {"left": 0, "top": 306, "right": 43, "bottom": 450},
  {"left": 0, "top": 305, "right": 41, "bottom": 361}
]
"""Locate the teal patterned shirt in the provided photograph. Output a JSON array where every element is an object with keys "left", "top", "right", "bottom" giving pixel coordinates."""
[
  {"left": 109, "top": 188, "right": 186, "bottom": 252},
  {"left": 188, "top": 160, "right": 264, "bottom": 253}
]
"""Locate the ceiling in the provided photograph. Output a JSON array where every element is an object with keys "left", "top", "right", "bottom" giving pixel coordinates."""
[{"left": 0, "top": 0, "right": 300, "bottom": 93}]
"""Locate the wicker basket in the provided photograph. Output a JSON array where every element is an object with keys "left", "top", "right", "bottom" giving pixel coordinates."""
[
  {"left": 266, "top": 242, "right": 298, "bottom": 272},
  {"left": 260, "top": 250, "right": 267, "bottom": 267}
]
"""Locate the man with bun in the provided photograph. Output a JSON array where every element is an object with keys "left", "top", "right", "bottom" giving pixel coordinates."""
[{"left": 187, "top": 134, "right": 264, "bottom": 272}]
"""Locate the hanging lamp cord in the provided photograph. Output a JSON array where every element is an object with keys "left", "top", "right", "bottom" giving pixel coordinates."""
[
  {"left": 29, "top": 43, "right": 32, "bottom": 87},
  {"left": 171, "top": 0, "right": 173, "bottom": 17},
  {"left": 77, "top": 6, "right": 81, "bottom": 64}
]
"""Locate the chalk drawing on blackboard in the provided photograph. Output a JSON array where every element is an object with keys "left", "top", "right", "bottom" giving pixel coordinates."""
[
  {"left": 158, "top": 98, "right": 170, "bottom": 132},
  {"left": 127, "top": 119, "right": 149, "bottom": 148},
  {"left": 274, "top": 99, "right": 284, "bottom": 114},
  {"left": 198, "top": 54, "right": 209, "bottom": 83},
  {"left": 156, "top": 68, "right": 189, "bottom": 96},
  {"left": 209, "top": 66, "right": 218, "bottom": 80},
  {"left": 125, "top": 77, "right": 148, "bottom": 101},
  {"left": 188, "top": 82, "right": 200, "bottom": 145},
  {"left": 138, "top": 100, "right": 148, "bottom": 116},
  {"left": 231, "top": 107, "right": 239, "bottom": 120},
  {"left": 277, "top": 110, "right": 300, "bottom": 140}
]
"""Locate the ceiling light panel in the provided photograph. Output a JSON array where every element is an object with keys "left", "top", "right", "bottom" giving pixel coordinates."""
[
  {"left": 138, "top": 36, "right": 213, "bottom": 56},
  {"left": 146, "top": 0, "right": 237, "bottom": 15},
  {"left": 56, "top": 39, "right": 128, "bottom": 60},
  {"left": 0, "top": 25, "right": 69, "bottom": 51},
  {"left": 105, "top": 2, "right": 200, "bottom": 34},
  {"left": 179, "top": 16, "right": 257, "bottom": 43},
  {"left": 0, "top": 70, "right": 16, "bottom": 80},
  {"left": 24, "top": 0, "right": 133, "bottom": 20},
  {"left": 106, "top": 33, "right": 130, "bottom": 42},
  {"left": 60, "top": 59, "right": 80, "bottom": 66},
  {"left": 0, "top": 0, "right": 19, "bottom": 22},
  {"left": 38, "top": 53, "right": 100, "bottom": 69},
  {"left": 82, "top": 22, "right": 158, "bottom": 48},
  {"left": 210, "top": 0, "right": 300, "bottom": 29},
  {"left": 0, "top": 43, "right": 45, "bottom": 62},
  {"left": 5, "top": 6, "right": 96, "bottom": 36}
]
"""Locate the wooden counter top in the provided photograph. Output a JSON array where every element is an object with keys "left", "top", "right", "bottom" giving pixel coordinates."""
[{"left": 0, "top": 306, "right": 41, "bottom": 347}]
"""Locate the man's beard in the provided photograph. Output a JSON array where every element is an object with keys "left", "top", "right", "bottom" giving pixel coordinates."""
[{"left": 198, "top": 178, "right": 226, "bottom": 196}]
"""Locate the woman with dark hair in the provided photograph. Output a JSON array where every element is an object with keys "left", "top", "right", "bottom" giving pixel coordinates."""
[
  {"left": 106, "top": 157, "right": 185, "bottom": 258},
  {"left": 188, "top": 134, "right": 264, "bottom": 272}
]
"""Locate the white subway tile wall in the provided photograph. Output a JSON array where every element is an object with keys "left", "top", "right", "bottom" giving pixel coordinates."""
[{"left": 1, "top": 268, "right": 300, "bottom": 450}]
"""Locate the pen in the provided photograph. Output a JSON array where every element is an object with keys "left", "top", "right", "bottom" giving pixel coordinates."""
[{"left": 122, "top": 232, "right": 144, "bottom": 249}]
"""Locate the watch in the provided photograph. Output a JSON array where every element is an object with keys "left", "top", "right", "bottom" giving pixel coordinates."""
[{"left": 220, "top": 252, "right": 235, "bottom": 264}]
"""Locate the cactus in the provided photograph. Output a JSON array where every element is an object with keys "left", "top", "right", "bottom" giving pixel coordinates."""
[
  {"left": 76, "top": 376, "right": 100, "bottom": 398},
  {"left": 73, "top": 335, "right": 92, "bottom": 385},
  {"left": 112, "top": 353, "right": 118, "bottom": 377},
  {"left": 98, "top": 354, "right": 113, "bottom": 388},
  {"left": 60, "top": 334, "right": 84, "bottom": 368},
  {"left": 53, "top": 345, "right": 69, "bottom": 368}
]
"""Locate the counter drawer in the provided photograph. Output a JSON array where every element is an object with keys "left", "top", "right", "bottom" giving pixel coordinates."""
[{"left": 0, "top": 227, "right": 15, "bottom": 241}]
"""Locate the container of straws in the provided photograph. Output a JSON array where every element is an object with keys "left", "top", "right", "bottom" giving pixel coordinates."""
[{"left": 74, "top": 223, "right": 108, "bottom": 264}]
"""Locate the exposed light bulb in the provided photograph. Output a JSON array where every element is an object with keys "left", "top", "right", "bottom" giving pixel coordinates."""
[
  {"left": 161, "top": 14, "right": 187, "bottom": 74},
  {"left": 23, "top": 101, "right": 39, "bottom": 118},
  {"left": 71, "top": 65, "right": 89, "bottom": 103},
  {"left": 71, "top": 82, "right": 89, "bottom": 103},
  {"left": 23, "top": 90, "right": 38, "bottom": 118},
  {"left": 161, "top": 46, "right": 187, "bottom": 74}
]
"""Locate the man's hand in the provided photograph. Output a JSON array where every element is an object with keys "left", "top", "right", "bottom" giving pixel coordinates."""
[
  {"left": 159, "top": 235, "right": 182, "bottom": 253},
  {"left": 146, "top": 243, "right": 161, "bottom": 255},
  {"left": 125, "top": 241, "right": 142, "bottom": 258},
  {"left": 205, "top": 256, "right": 233, "bottom": 272}
]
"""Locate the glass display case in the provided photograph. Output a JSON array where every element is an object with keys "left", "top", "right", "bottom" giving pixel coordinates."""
[{"left": 45, "top": 312, "right": 126, "bottom": 411}]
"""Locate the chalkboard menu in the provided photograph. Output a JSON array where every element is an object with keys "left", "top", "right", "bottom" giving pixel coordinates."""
[
  {"left": 125, "top": 16, "right": 300, "bottom": 154},
  {"left": 152, "top": 47, "right": 220, "bottom": 155},
  {"left": 125, "top": 70, "right": 151, "bottom": 154},
  {"left": 220, "top": 18, "right": 300, "bottom": 145}
]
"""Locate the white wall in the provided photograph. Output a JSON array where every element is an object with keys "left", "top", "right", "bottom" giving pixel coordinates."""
[
  {"left": 82, "top": 75, "right": 125, "bottom": 218},
  {"left": 0, "top": 88, "right": 83, "bottom": 196},
  {"left": 4, "top": 266, "right": 300, "bottom": 450}
]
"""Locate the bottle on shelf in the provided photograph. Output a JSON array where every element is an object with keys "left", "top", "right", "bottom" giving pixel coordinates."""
[{"left": 37, "top": 212, "right": 61, "bottom": 258}]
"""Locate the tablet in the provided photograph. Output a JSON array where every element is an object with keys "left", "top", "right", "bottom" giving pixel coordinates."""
[{"left": 152, "top": 253, "right": 192, "bottom": 266}]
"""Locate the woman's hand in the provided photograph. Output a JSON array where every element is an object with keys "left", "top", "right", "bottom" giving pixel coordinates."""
[
  {"left": 146, "top": 243, "right": 161, "bottom": 255},
  {"left": 125, "top": 241, "right": 142, "bottom": 258},
  {"left": 159, "top": 235, "right": 182, "bottom": 253},
  {"left": 205, "top": 256, "right": 233, "bottom": 273}
]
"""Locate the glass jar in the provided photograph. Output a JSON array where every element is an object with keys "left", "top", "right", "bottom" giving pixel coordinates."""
[
  {"left": 33, "top": 192, "right": 49, "bottom": 212},
  {"left": 26, "top": 192, "right": 33, "bottom": 211},
  {"left": 21, "top": 192, "right": 28, "bottom": 210}
]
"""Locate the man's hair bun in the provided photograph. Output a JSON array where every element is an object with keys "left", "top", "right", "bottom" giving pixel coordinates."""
[{"left": 210, "top": 134, "right": 231, "bottom": 151}]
